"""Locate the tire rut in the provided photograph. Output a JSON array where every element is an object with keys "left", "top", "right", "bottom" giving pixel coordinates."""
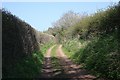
[
  {"left": 56, "top": 45, "right": 96, "bottom": 80},
  {"left": 38, "top": 45, "right": 63, "bottom": 78},
  {"left": 40, "top": 57, "right": 63, "bottom": 78},
  {"left": 38, "top": 45, "right": 97, "bottom": 80}
]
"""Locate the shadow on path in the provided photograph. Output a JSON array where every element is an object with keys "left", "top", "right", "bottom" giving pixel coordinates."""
[{"left": 37, "top": 45, "right": 97, "bottom": 80}]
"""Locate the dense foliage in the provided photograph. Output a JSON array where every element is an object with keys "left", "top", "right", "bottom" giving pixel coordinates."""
[
  {"left": 2, "top": 9, "right": 53, "bottom": 78},
  {"left": 46, "top": 2, "right": 120, "bottom": 80},
  {"left": 45, "top": 11, "right": 87, "bottom": 43},
  {"left": 4, "top": 51, "right": 44, "bottom": 78}
]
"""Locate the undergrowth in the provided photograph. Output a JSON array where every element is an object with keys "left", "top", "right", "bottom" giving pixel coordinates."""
[
  {"left": 40, "top": 41, "right": 55, "bottom": 56},
  {"left": 3, "top": 51, "right": 44, "bottom": 78}
]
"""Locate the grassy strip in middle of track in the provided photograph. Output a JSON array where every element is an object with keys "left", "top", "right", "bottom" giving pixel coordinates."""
[{"left": 51, "top": 45, "right": 58, "bottom": 57}]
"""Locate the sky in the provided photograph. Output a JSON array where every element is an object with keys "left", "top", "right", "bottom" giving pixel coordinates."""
[{"left": 2, "top": 2, "right": 118, "bottom": 32}]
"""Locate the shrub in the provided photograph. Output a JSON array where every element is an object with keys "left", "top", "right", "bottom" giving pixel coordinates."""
[{"left": 78, "top": 34, "right": 120, "bottom": 79}]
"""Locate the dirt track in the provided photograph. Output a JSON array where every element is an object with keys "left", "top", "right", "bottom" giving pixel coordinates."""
[
  {"left": 38, "top": 45, "right": 55, "bottom": 78},
  {"left": 38, "top": 45, "right": 97, "bottom": 80},
  {"left": 56, "top": 45, "right": 96, "bottom": 79},
  {"left": 45, "top": 45, "right": 56, "bottom": 57}
]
